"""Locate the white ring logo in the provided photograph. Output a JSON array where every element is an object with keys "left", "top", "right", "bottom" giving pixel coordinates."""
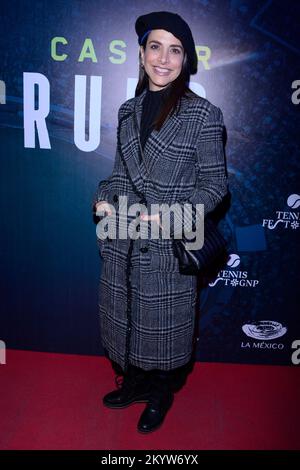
[{"left": 242, "top": 321, "right": 287, "bottom": 340}]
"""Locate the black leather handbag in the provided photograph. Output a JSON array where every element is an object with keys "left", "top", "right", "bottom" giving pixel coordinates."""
[{"left": 172, "top": 216, "right": 227, "bottom": 275}]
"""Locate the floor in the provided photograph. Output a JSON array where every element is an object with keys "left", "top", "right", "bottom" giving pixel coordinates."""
[{"left": 0, "top": 349, "right": 299, "bottom": 450}]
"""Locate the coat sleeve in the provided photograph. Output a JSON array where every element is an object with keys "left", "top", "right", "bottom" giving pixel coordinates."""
[
  {"left": 159, "top": 104, "right": 228, "bottom": 237},
  {"left": 91, "top": 106, "right": 124, "bottom": 212}
]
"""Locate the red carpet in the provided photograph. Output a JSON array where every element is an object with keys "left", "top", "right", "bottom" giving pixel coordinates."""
[{"left": 0, "top": 350, "right": 299, "bottom": 450}]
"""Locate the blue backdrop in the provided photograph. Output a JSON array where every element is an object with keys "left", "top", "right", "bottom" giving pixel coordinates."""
[{"left": 0, "top": 0, "right": 299, "bottom": 365}]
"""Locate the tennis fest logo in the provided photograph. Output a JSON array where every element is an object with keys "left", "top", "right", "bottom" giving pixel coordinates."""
[
  {"left": 209, "top": 254, "right": 259, "bottom": 288},
  {"left": 262, "top": 194, "right": 300, "bottom": 230}
]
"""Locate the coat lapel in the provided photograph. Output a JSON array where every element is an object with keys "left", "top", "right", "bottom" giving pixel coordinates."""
[{"left": 119, "top": 88, "right": 190, "bottom": 194}]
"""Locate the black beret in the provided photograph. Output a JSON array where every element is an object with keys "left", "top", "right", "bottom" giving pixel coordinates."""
[{"left": 135, "top": 11, "right": 198, "bottom": 75}]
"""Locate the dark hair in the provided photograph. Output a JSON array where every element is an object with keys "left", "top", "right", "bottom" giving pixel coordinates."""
[{"left": 135, "top": 36, "right": 198, "bottom": 132}]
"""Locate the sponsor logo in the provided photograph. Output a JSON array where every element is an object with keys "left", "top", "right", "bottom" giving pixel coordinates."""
[
  {"left": 209, "top": 253, "right": 259, "bottom": 288},
  {"left": 262, "top": 194, "right": 300, "bottom": 230},
  {"left": 241, "top": 321, "right": 287, "bottom": 352},
  {"left": 242, "top": 320, "right": 287, "bottom": 340}
]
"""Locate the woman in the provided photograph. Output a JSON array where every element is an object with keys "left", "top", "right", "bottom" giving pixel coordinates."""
[{"left": 93, "top": 11, "right": 228, "bottom": 433}]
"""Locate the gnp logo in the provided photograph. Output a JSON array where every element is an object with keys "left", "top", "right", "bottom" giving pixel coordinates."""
[
  {"left": 209, "top": 254, "right": 259, "bottom": 288},
  {"left": 262, "top": 194, "right": 300, "bottom": 230}
]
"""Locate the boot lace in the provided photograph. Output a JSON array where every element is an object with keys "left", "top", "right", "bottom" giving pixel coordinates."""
[
  {"left": 114, "top": 373, "right": 136, "bottom": 393},
  {"left": 115, "top": 374, "right": 124, "bottom": 389}
]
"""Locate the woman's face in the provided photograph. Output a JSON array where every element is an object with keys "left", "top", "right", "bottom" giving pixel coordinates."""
[{"left": 140, "top": 29, "right": 184, "bottom": 91}]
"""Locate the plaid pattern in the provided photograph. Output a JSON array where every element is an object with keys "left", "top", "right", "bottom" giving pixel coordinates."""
[{"left": 93, "top": 88, "right": 228, "bottom": 371}]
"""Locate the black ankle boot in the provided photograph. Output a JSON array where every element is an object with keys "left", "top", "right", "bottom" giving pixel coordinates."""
[
  {"left": 137, "top": 370, "right": 174, "bottom": 433},
  {"left": 103, "top": 364, "right": 152, "bottom": 409}
]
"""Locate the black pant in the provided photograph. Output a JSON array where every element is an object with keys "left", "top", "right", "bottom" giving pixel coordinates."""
[{"left": 126, "top": 361, "right": 192, "bottom": 394}]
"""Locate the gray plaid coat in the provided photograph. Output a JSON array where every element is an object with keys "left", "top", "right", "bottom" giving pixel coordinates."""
[{"left": 93, "top": 88, "right": 228, "bottom": 372}]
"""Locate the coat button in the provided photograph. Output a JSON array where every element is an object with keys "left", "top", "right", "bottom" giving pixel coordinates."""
[
  {"left": 140, "top": 246, "right": 148, "bottom": 253},
  {"left": 113, "top": 194, "right": 118, "bottom": 202}
]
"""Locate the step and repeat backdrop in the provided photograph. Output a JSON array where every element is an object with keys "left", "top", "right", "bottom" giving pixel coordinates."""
[{"left": 0, "top": 0, "right": 299, "bottom": 366}]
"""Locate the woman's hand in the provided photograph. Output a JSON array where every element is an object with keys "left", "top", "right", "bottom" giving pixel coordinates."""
[
  {"left": 94, "top": 200, "right": 112, "bottom": 216},
  {"left": 140, "top": 212, "right": 163, "bottom": 230}
]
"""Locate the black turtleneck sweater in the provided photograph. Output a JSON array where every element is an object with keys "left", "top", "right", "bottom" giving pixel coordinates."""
[{"left": 140, "top": 85, "right": 171, "bottom": 152}]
